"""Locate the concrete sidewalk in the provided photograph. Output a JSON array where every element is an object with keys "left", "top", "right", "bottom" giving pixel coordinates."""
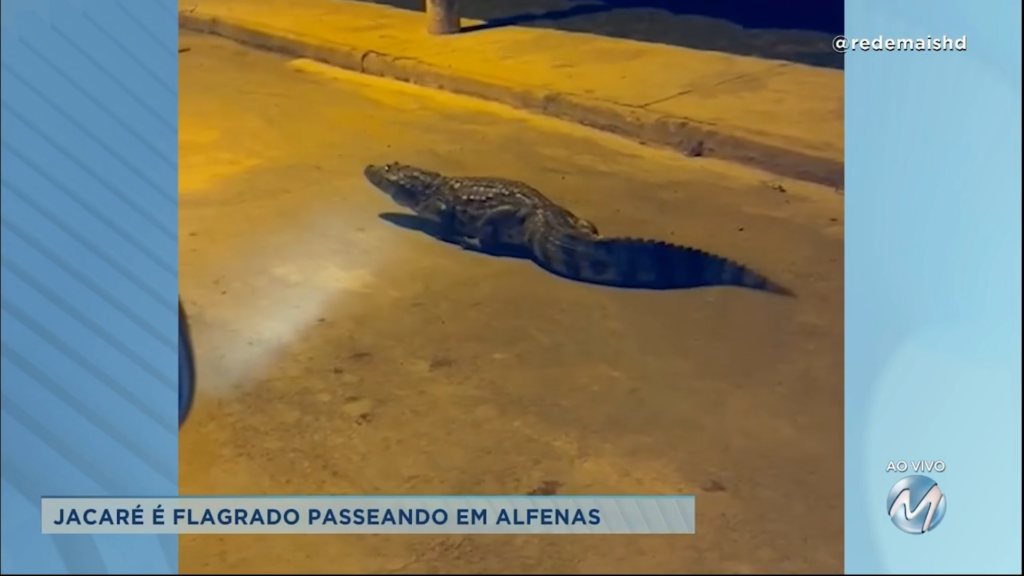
[{"left": 178, "top": 0, "right": 844, "bottom": 188}]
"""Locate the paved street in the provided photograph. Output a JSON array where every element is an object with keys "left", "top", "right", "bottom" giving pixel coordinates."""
[
  {"left": 347, "top": 0, "right": 845, "bottom": 69},
  {"left": 178, "top": 33, "right": 844, "bottom": 574}
]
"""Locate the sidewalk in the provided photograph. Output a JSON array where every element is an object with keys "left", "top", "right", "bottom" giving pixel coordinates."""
[{"left": 179, "top": 0, "right": 844, "bottom": 188}]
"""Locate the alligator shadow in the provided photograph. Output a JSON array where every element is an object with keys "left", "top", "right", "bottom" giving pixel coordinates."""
[
  {"left": 379, "top": 212, "right": 534, "bottom": 259},
  {"left": 379, "top": 212, "right": 793, "bottom": 295}
]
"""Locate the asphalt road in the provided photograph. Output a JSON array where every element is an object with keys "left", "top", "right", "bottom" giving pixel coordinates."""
[
  {"left": 347, "top": 0, "right": 845, "bottom": 69},
  {"left": 178, "top": 33, "right": 845, "bottom": 574}
]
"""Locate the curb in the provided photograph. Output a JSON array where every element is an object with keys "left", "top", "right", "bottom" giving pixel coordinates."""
[{"left": 179, "top": 12, "right": 844, "bottom": 190}]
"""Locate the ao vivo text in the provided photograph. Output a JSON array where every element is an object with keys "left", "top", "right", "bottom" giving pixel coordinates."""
[{"left": 886, "top": 460, "right": 946, "bottom": 473}]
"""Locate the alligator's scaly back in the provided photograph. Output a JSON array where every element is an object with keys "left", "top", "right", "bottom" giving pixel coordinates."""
[{"left": 526, "top": 216, "right": 793, "bottom": 294}]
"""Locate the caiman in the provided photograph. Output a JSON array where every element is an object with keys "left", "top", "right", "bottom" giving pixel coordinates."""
[{"left": 364, "top": 162, "right": 793, "bottom": 295}]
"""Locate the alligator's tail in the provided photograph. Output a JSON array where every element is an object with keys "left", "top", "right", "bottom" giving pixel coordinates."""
[{"left": 530, "top": 232, "right": 794, "bottom": 295}]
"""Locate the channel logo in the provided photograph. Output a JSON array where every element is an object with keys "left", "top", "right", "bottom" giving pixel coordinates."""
[{"left": 886, "top": 474, "right": 947, "bottom": 534}]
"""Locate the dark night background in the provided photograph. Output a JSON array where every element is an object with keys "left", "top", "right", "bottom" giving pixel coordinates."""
[{"left": 348, "top": 0, "right": 845, "bottom": 69}]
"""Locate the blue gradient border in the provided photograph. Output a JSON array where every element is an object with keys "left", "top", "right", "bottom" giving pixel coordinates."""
[
  {"left": 1, "top": 0, "right": 178, "bottom": 573},
  {"left": 846, "top": 1, "right": 1021, "bottom": 574}
]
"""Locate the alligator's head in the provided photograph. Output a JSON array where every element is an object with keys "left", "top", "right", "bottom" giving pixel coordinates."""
[{"left": 364, "top": 163, "right": 444, "bottom": 211}]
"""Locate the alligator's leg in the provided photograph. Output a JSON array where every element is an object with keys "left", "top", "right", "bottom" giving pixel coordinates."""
[
  {"left": 464, "top": 205, "right": 531, "bottom": 253},
  {"left": 455, "top": 235, "right": 483, "bottom": 251},
  {"left": 413, "top": 196, "right": 465, "bottom": 244}
]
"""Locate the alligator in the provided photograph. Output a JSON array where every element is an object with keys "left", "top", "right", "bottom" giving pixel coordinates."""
[{"left": 364, "top": 162, "right": 793, "bottom": 295}]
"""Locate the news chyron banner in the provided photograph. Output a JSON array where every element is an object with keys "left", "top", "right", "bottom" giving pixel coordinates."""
[{"left": 41, "top": 496, "right": 696, "bottom": 535}]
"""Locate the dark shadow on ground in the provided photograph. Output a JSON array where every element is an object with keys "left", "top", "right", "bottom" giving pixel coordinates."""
[
  {"left": 346, "top": 0, "right": 845, "bottom": 69},
  {"left": 379, "top": 212, "right": 795, "bottom": 295}
]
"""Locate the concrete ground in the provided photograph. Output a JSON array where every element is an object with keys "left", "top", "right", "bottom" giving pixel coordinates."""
[{"left": 178, "top": 33, "right": 844, "bottom": 574}]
